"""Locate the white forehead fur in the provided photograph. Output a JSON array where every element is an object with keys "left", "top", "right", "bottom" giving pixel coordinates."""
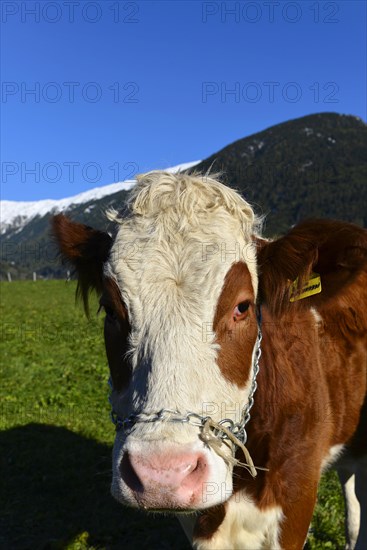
[{"left": 107, "top": 171, "right": 261, "bottom": 431}]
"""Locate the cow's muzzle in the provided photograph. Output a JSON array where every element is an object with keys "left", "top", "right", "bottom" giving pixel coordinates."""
[{"left": 119, "top": 447, "right": 209, "bottom": 509}]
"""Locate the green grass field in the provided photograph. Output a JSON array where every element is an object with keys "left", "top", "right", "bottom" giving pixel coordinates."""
[{"left": 0, "top": 281, "right": 346, "bottom": 549}]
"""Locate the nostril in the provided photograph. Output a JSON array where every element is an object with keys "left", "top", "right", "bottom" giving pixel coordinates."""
[
  {"left": 181, "top": 455, "right": 207, "bottom": 490},
  {"left": 120, "top": 452, "right": 144, "bottom": 493},
  {"left": 192, "top": 459, "right": 200, "bottom": 472}
]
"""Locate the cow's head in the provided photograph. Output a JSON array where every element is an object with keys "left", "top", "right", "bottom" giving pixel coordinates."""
[
  {"left": 56, "top": 171, "right": 356, "bottom": 512},
  {"left": 53, "top": 172, "right": 262, "bottom": 510}
]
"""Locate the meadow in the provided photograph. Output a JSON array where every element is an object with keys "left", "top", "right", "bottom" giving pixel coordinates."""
[{"left": 1, "top": 281, "right": 346, "bottom": 549}]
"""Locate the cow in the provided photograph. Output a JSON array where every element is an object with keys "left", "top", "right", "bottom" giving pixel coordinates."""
[{"left": 52, "top": 171, "right": 367, "bottom": 550}]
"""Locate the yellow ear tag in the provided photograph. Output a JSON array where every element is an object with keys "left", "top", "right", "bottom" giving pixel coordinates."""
[{"left": 290, "top": 272, "right": 322, "bottom": 302}]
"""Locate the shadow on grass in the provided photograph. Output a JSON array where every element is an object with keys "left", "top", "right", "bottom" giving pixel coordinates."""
[{"left": 0, "top": 424, "right": 191, "bottom": 550}]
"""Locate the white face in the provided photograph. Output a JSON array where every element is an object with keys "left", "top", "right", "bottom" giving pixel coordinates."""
[{"left": 104, "top": 172, "right": 260, "bottom": 511}]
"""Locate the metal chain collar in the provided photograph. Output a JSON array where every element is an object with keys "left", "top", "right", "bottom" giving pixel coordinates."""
[{"left": 109, "top": 307, "right": 262, "bottom": 449}]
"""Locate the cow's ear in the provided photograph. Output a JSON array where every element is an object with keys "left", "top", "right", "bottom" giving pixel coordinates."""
[
  {"left": 51, "top": 214, "right": 113, "bottom": 315},
  {"left": 257, "top": 220, "right": 367, "bottom": 315}
]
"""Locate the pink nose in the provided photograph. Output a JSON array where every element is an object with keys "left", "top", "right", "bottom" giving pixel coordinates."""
[{"left": 120, "top": 450, "right": 208, "bottom": 507}]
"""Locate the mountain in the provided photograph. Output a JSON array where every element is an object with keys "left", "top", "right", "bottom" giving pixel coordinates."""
[
  {"left": 191, "top": 112, "right": 367, "bottom": 236},
  {"left": 1, "top": 113, "right": 366, "bottom": 280},
  {"left": 0, "top": 182, "right": 134, "bottom": 236},
  {"left": 0, "top": 161, "right": 199, "bottom": 235}
]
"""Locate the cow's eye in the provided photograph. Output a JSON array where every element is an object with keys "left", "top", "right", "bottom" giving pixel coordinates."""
[{"left": 233, "top": 301, "right": 250, "bottom": 320}]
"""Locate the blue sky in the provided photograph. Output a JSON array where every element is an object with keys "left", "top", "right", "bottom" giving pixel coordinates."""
[{"left": 1, "top": 0, "right": 366, "bottom": 201}]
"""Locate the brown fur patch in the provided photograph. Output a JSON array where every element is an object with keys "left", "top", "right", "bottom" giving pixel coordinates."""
[
  {"left": 193, "top": 504, "right": 226, "bottom": 540},
  {"left": 213, "top": 262, "right": 257, "bottom": 387},
  {"left": 51, "top": 214, "right": 112, "bottom": 315},
  {"left": 101, "top": 277, "right": 132, "bottom": 391},
  {"left": 257, "top": 219, "right": 367, "bottom": 315},
  {"left": 218, "top": 223, "right": 367, "bottom": 544}
]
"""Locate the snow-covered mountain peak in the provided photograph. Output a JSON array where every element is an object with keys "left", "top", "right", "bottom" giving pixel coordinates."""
[{"left": 0, "top": 160, "right": 200, "bottom": 234}]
